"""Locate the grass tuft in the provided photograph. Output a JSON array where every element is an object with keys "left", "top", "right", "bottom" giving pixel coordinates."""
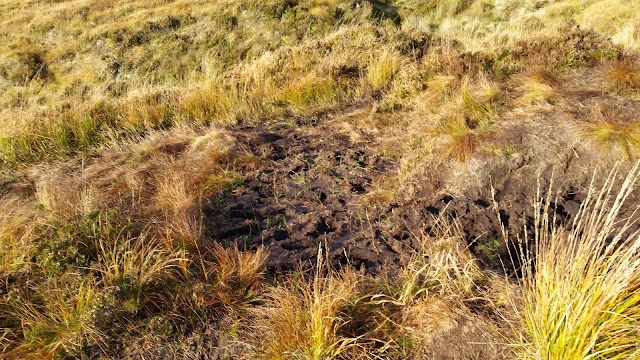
[
  {"left": 0, "top": 198, "right": 34, "bottom": 274},
  {"left": 606, "top": 59, "right": 640, "bottom": 89},
  {"left": 514, "top": 163, "right": 640, "bottom": 359},
  {"left": 206, "top": 243, "right": 268, "bottom": 306},
  {"left": 516, "top": 70, "right": 558, "bottom": 105},
  {"left": 367, "top": 50, "right": 402, "bottom": 92},
  {"left": 392, "top": 217, "right": 485, "bottom": 306},
  {"left": 248, "top": 246, "right": 363, "bottom": 359},
  {"left": 7, "top": 280, "right": 103, "bottom": 359},
  {"left": 579, "top": 106, "right": 640, "bottom": 160},
  {"left": 95, "top": 230, "right": 188, "bottom": 310}
]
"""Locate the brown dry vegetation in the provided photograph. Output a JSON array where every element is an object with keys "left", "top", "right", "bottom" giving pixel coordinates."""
[{"left": 2, "top": 0, "right": 640, "bottom": 358}]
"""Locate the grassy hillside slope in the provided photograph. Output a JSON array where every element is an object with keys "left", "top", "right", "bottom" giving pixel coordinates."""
[{"left": 1, "top": 0, "right": 640, "bottom": 359}]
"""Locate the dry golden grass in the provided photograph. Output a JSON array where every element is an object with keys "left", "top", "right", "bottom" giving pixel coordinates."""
[
  {"left": 517, "top": 79, "right": 555, "bottom": 105},
  {"left": 152, "top": 164, "right": 204, "bottom": 248},
  {"left": 606, "top": 59, "right": 640, "bottom": 89},
  {"left": 0, "top": 198, "right": 35, "bottom": 274},
  {"left": 174, "top": 243, "right": 268, "bottom": 318},
  {"left": 2, "top": 0, "right": 640, "bottom": 358},
  {"left": 426, "top": 75, "right": 458, "bottom": 97},
  {"left": 579, "top": 106, "right": 640, "bottom": 160},
  {"left": 95, "top": 230, "right": 188, "bottom": 298},
  {"left": 5, "top": 280, "right": 104, "bottom": 360},
  {"left": 0, "top": 127, "right": 268, "bottom": 356},
  {"left": 436, "top": 79, "right": 499, "bottom": 161},
  {"left": 367, "top": 215, "right": 510, "bottom": 359},
  {"left": 0, "top": 0, "right": 632, "bottom": 168},
  {"left": 441, "top": 122, "right": 480, "bottom": 162},
  {"left": 516, "top": 70, "right": 558, "bottom": 105},
  {"left": 411, "top": 0, "right": 640, "bottom": 52},
  {"left": 205, "top": 243, "right": 268, "bottom": 305},
  {"left": 33, "top": 172, "right": 102, "bottom": 219},
  {"left": 379, "top": 217, "right": 485, "bottom": 307},
  {"left": 0, "top": 0, "right": 382, "bottom": 164},
  {"left": 367, "top": 50, "right": 402, "bottom": 92},
  {"left": 248, "top": 247, "right": 364, "bottom": 360},
  {"left": 512, "top": 164, "right": 640, "bottom": 359}
]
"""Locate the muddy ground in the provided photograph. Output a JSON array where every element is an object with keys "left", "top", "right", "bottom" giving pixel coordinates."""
[{"left": 201, "top": 113, "right": 640, "bottom": 275}]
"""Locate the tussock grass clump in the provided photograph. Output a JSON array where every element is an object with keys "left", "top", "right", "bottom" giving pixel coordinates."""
[
  {"left": 438, "top": 83, "right": 499, "bottom": 161},
  {"left": 367, "top": 50, "right": 402, "bottom": 92},
  {"left": 582, "top": 120, "right": 640, "bottom": 159},
  {"left": 0, "top": 198, "right": 35, "bottom": 274},
  {"left": 464, "top": 77, "right": 502, "bottom": 116},
  {"left": 370, "top": 215, "right": 508, "bottom": 359},
  {"left": 0, "top": 209, "right": 268, "bottom": 358},
  {"left": 427, "top": 77, "right": 501, "bottom": 162},
  {"left": 606, "top": 59, "right": 640, "bottom": 89},
  {"left": 426, "top": 75, "right": 458, "bottom": 96},
  {"left": 203, "top": 243, "right": 268, "bottom": 307},
  {"left": 514, "top": 163, "right": 640, "bottom": 359},
  {"left": 0, "top": 129, "right": 271, "bottom": 357},
  {"left": 516, "top": 79, "right": 555, "bottom": 105},
  {"left": 389, "top": 218, "right": 485, "bottom": 306},
  {"left": 174, "top": 243, "right": 268, "bottom": 325},
  {"left": 153, "top": 165, "right": 204, "bottom": 249},
  {"left": 516, "top": 70, "right": 558, "bottom": 105},
  {"left": 248, "top": 247, "right": 364, "bottom": 360},
  {"left": 5, "top": 280, "right": 104, "bottom": 359},
  {"left": 277, "top": 74, "right": 341, "bottom": 111},
  {"left": 95, "top": 230, "right": 188, "bottom": 310},
  {"left": 439, "top": 117, "right": 480, "bottom": 162},
  {"left": 579, "top": 106, "right": 640, "bottom": 160}
]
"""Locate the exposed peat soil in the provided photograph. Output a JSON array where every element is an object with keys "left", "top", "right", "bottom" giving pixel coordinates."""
[
  {"left": 202, "top": 116, "right": 640, "bottom": 275},
  {"left": 203, "top": 121, "right": 405, "bottom": 273}
]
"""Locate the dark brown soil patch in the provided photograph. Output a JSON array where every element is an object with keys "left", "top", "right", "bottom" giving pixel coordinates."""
[
  {"left": 203, "top": 122, "right": 404, "bottom": 273},
  {"left": 202, "top": 117, "right": 640, "bottom": 275}
]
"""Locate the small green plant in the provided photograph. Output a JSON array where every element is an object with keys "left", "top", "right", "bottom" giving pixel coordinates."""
[
  {"left": 34, "top": 213, "right": 110, "bottom": 275},
  {"left": 473, "top": 236, "right": 501, "bottom": 264},
  {"left": 263, "top": 214, "right": 287, "bottom": 231}
]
